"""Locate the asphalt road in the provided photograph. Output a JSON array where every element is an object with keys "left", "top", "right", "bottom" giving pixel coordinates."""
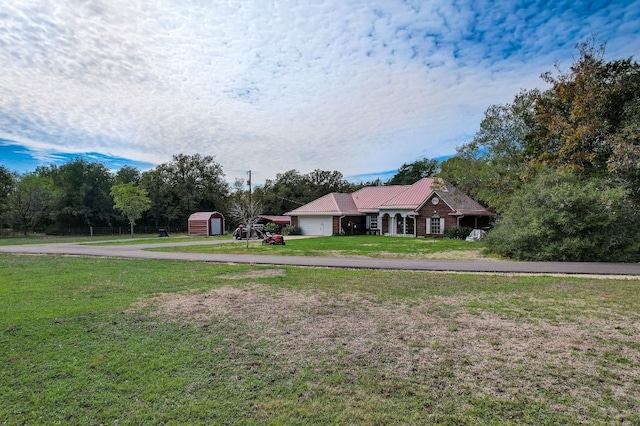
[{"left": 2, "top": 238, "right": 640, "bottom": 277}]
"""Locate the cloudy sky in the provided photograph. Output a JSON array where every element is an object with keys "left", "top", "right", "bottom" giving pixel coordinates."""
[{"left": 1, "top": 1, "right": 639, "bottom": 184}]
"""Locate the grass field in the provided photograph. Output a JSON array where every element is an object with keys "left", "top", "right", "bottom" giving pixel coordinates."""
[{"left": 1, "top": 251, "right": 639, "bottom": 424}]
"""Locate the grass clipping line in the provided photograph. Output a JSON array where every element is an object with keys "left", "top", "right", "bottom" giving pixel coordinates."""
[{"left": 141, "top": 282, "right": 639, "bottom": 416}]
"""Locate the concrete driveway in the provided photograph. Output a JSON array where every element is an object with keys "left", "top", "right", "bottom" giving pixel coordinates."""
[{"left": 1, "top": 238, "right": 640, "bottom": 277}]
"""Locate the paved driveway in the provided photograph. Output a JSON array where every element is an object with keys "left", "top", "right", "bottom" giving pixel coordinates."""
[{"left": 2, "top": 239, "right": 640, "bottom": 276}]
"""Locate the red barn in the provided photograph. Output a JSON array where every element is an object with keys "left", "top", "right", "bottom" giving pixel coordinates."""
[{"left": 188, "top": 212, "right": 225, "bottom": 236}]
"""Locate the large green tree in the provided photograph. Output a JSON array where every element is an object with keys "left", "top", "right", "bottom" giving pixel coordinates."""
[
  {"left": 387, "top": 158, "right": 439, "bottom": 185},
  {"left": 531, "top": 40, "right": 612, "bottom": 174},
  {"left": 439, "top": 89, "right": 538, "bottom": 212},
  {"left": 43, "top": 159, "right": 116, "bottom": 228},
  {"left": 113, "top": 166, "right": 142, "bottom": 185},
  {"left": 305, "top": 169, "right": 356, "bottom": 200},
  {"left": 140, "top": 167, "right": 171, "bottom": 228},
  {"left": 141, "top": 154, "right": 228, "bottom": 227},
  {"left": 253, "top": 170, "right": 308, "bottom": 215},
  {"left": 0, "top": 166, "right": 16, "bottom": 223},
  {"left": 5, "top": 173, "right": 54, "bottom": 235},
  {"left": 254, "top": 169, "right": 357, "bottom": 215},
  {"left": 529, "top": 38, "right": 640, "bottom": 198}
]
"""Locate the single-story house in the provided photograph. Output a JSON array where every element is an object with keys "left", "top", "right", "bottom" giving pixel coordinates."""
[
  {"left": 285, "top": 178, "right": 494, "bottom": 237},
  {"left": 188, "top": 211, "right": 225, "bottom": 236}
]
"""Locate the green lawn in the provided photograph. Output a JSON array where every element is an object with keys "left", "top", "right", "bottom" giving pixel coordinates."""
[
  {"left": 82, "top": 235, "right": 231, "bottom": 246},
  {"left": 2, "top": 254, "right": 639, "bottom": 424},
  {"left": 149, "top": 235, "right": 492, "bottom": 260},
  {"left": 0, "top": 233, "right": 190, "bottom": 246}
]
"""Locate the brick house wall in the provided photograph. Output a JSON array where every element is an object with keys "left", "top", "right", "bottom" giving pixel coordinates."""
[
  {"left": 415, "top": 200, "right": 458, "bottom": 237},
  {"left": 332, "top": 216, "right": 340, "bottom": 234},
  {"left": 333, "top": 215, "right": 365, "bottom": 234}
]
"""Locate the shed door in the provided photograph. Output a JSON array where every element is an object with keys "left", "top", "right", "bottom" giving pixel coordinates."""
[{"left": 210, "top": 218, "right": 222, "bottom": 235}]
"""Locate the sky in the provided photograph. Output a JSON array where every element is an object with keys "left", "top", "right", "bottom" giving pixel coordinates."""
[{"left": 1, "top": 1, "right": 639, "bottom": 185}]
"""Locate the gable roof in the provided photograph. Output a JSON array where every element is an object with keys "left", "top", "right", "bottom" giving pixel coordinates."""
[
  {"left": 351, "top": 185, "right": 410, "bottom": 212},
  {"left": 429, "top": 185, "right": 494, "bottom": 216},
  {"left": 286, "top": 178, "right": 493, "bottom": 217},
  {"left": 287, "top": 192, "right": 362, "bottom": 216},
  {"left": 380, "top": 178, "right": 438, "bottom": 209}
]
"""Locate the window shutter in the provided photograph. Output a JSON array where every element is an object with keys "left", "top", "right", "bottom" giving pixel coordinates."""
[
  {"left": 426, "top": 218, "right": 431, "bottom": 234},
  {"left": 439, "top": 218, "right": 445, "bottom": 234}
]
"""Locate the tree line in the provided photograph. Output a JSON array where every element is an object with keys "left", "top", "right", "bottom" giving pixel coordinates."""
[{"left": 0, "top": 153, "right": 377, "bottom": 236}]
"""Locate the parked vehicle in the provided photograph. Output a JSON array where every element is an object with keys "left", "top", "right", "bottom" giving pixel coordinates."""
[
  {"left": 262, "top": 232, "right": 285, "bottom": 245},
  {"left": 233, "top": 225, "right": 263, "bottom": 240}
]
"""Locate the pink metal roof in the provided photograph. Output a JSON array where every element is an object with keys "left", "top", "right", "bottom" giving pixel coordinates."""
[
  {"left": 352, "top": 185, "right": 409, "bottom": 211},
  {"left": 286, "top": 178, "right": 494, "bottom": 217},
  {"left": 379, "top": 178, "right": 437, "bottom": 209},
  {"left": 286, "top": 193, "right": 361, "bottom": 216}
]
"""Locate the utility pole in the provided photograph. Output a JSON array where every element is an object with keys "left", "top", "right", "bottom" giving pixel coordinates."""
[
  {"left": 247, "top": 170, "right": 252, "bottom": 207},
  {"left": 246, "top": 170, "right": 251, "bottom": 249}
]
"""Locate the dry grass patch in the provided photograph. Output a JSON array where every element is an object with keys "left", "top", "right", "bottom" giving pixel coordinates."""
[
  {"left": 140, "top": 285, "right": 640, "bottom": 419},
  {"left": 218, "top": 269, "right": 287, "bottom": 279},
  {"left": 317, "top": 249, "right": 492, "bottom": 260},
  {"left": 386, "top": 249, "right": 492, "bottom": 260}
]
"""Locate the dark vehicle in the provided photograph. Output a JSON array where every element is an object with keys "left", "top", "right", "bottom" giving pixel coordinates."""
[
  {"left": 262, "top": 232, "right": 285, "bottom": 245},
  {"left": 233, "top": 225, "right": 263, "bottom": 240}
]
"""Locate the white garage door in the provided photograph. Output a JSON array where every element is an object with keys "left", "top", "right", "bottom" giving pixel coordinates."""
[{"left": 298, "top": 216, "right": 333, "bottom": 236}]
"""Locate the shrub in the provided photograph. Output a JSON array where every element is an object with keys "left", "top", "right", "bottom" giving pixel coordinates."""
[
  {"left": 264, "top": 222, "right": 279, "bottom": 234},
  {"left": 444, "top": 226, "right": 474, "bottom": 240},
  {"left": 281, "top": 225, "right": 302, "bottom": 236},
  {"left": 484, "top": 170, "right": 640, "bottom": 262}
]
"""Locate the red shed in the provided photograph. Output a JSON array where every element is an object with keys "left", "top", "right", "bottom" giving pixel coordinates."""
[{"left": 188, "top": 212, "right": 225, "bottom": 236}]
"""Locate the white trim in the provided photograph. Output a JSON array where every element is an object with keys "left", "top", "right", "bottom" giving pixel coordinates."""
[{"left": 426, "top": 217, "right": 445, "bottom": 235}]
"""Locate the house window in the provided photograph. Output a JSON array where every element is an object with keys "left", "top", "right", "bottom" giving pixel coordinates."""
[
  {"left": 431, "top": 213, "right": 441, "bottom": 234},
  {"left": 427, "top": 212, "right": 444, "bottom": 235},
  {"left": 369, "top": 215, "right": 378, "bottom": 229}
]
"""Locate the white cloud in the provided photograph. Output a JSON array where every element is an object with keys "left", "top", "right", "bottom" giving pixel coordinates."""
[{"left": 0, "top": 0, "right": 638, "bottom": 183}]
